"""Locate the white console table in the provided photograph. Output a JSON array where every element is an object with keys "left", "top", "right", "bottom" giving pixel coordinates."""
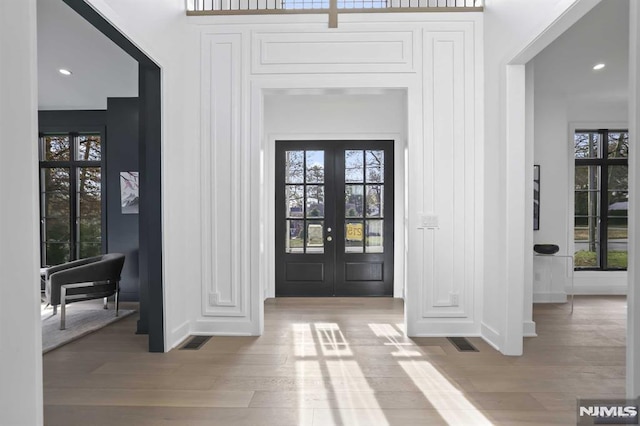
[{"left": 534, "top": 253, "right": 574, "bottom": 313}]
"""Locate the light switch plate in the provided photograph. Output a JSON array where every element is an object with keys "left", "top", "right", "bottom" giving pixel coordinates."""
[{"left": 421, "top": 214, "right": 439, "bottom": 229}]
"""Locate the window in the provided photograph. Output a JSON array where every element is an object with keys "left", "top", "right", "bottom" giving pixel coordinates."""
[
  {"left": 574, "top": 129, "right": 628, "bottom": 270},
  {"left": 39, "top": 132, "right": 103, "bottom": 266}
]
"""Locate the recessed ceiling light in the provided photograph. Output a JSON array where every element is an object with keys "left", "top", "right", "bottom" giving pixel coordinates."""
[
  {"left": 593, "top": 63, "right": 606, "bottom": 70},
  {"left": 58, "top": 69, "right": 72, "bottom": 76}
]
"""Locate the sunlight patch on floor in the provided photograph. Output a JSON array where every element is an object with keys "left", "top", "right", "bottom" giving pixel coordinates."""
[
  {"left": 399, "top": 360, "right": 493, "bottom": 425},
  {"left": 369, "top": 323, "right": 422, "bottom": 357},
  {"left": 315, "top": 322, "right": 352, "bottom": 357},
  {"left": 293, "top": 323, "right": 318, "bottom": 357}
]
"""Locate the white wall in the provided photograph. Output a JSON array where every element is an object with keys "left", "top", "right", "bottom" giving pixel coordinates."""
[
  {"left": 192, "top": 14, "right": 483, "bottom": 339},
  {"left": 628, "top": 0, "right": 640, "bottom": 399},
  {"left": 263, "top": 92, "right": 407, "bottom": 299},
  {"left": 483, "top": 0, "right": 600, "bottom": 354},
  {"left": 84, "top": 0, "right": 612, "bottom": 357},
  {"left": 84, "top": 0, "right": 195, "bottom": 350},
  {"left": 0, "top": 0, "right": 43, "bottom": 424}
]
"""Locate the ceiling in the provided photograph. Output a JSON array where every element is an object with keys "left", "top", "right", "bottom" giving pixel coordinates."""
[
  {"left": 532, "top": 0, "right": 629, "bottom": 103},
  {"left": 37, "top": 0, "right": 138, "bottom": 110}
]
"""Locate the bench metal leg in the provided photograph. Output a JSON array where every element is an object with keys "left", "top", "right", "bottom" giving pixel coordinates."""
[
  {"left": 60, "top": 287, "right": 67, "bottom": 330},
  {"left": 53, "top": 305, "right": 57, "bottom": 315},
  {"left": 104, "top": 297, "right": 108, "bottom": 310},
  {"left": 115, "top": 281, "right": 120, "bottom": 317}
]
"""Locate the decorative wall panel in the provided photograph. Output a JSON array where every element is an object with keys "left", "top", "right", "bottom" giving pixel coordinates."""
[
  {"left": 251, "top": 30, "right": 416, "bottom": 74},
  {"left": 422, "top": 26, "right": 474, "bottom": 319},
  {"left": 201, "top": 33, "right": 246, "bottom": 316}
]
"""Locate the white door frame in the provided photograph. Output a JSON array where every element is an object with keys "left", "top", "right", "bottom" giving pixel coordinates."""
[
  {"left": 249, "top": 76, "right": 420, "bottom": 335},
  {"left": 503, "top": 0, "right": 602, "bottom": 355}
]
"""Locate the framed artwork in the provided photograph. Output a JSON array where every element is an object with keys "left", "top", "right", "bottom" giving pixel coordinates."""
[
  {"left": 120, "top": 171, "right": 139, "bottom": 214},
  {"left": 533, "top": 165, "right": 540, "bottom": 230}
]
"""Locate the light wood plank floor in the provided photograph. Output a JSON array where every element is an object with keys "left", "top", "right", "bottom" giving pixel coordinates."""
[{"left": 43, "top": 296, "right": 626, "bottom": 425}]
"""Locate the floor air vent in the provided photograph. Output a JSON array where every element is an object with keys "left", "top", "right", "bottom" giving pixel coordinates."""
[
  {"left": 180, "top": 335, "right": 211, "bottom": 350},
  {"left": 447, "top": 337, "right": 479, "bottom": 352}
]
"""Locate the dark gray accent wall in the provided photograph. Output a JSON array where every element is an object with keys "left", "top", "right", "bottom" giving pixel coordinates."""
[
  {"left": 106, "top": 97, "right": 140, "bottom": 301},
  {"left": 39, "top": 107, "right": 140, "bottom": 300}
]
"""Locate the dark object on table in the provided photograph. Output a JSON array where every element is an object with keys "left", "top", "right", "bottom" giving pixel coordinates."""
[{"left": 533, "top": 244, "right": 559, "bottom": 255}]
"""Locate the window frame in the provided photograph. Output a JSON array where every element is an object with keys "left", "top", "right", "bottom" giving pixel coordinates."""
[
  {"left": 38, "top": 126, "right": 106, "bottom": 267},
  {"left": 572, "top": 127, "right": 628, "bottom": 271}
]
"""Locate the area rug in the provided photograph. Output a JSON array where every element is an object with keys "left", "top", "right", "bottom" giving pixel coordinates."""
[{"left": 41, "top": 306, "right": 135, "bottom": 353}]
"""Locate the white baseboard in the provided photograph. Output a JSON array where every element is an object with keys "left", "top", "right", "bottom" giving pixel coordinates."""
[
  {"left": 572, "top": 285, "right": 627, "bottom": 295},
  {"left": 169, "top": 320, "right": 190, "bottom": 350},
  {"left": 533, "top": 292, "right": 567, "bottom": 303},
  {"left": 480, "top": 322, "right": 502, "bottom": 352},
  {"left": 408, "top": 320, "right": 479, "bottom": 336},
  {"left": 192, "top": 317, "right": 259, "bottom": 335},
  {"left": 523, "top": 320, "right": 537, "bottom": 337}
]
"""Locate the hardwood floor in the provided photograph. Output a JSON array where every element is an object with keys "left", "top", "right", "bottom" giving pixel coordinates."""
[{"left": 43, "top": 296, "right": 626, "bottom": 425}]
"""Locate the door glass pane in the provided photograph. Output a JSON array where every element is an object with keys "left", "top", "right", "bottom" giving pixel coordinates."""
[
  {"left": 43, "top": 168, "right": 70, "bottom": 192},
  {"left": 365, "top": 150, "right": 384, "bottom": 183},
  {"left": 41, "top": 167, "right": 70, "bottom": 266},
  {"left": 366, "top": 185, "right": 383, "bottom": 218},
  {"left": 305, "top": 151, "right": 324, "bottom": 183},
  {"left": 345, "top": 185, "right": 364, "bottom": 218},
  {"left": 608, "top": 189, "right": 628, "bottom": 269},
  {"left": 575, "top": 164, "right": 602, "bottom": 269},
  {"left": 41, "top": 135, "right": 70, "bottom": 161},
  {"left": 366, "top": 220, "right": 383, "bottom": 253},
  {"left": 77, "top": 167, "right": 101, "bottom": 194},
  {"left": 43, "top": 193, "right": 69, "bottom": 218},
  {"left": 286, "top": 185, "right": 304, "bottom": 218},
  {"left": 286, "top": 151, "right": 304, "bottom": 184},
  {"left": 306, "top": 185, "right": 325, "bottom": 218},
  {"left": 574, "top": 216, "right": 600, "bottom": 268},
  {"left": 45, "top": 242, "right": 70, "bottom": 266},
  {"left": 575, "top": 166, "right": 600, "bottom": 190},
  {"left": 607, "top": 221, "right": 627, "bottom": 269},
  {"left": 77, "top": 168, "right": 101, "bottom": 258},
  {"left": 608, "top": 165, "right": 628, "bottom": 191},
  {"left": 44, "top": 218, "right": 70, "bottom": 242},
  {"left": 345, "top": 150, "right": 364, "bottom": 183},
  {"left": 306, "top": 221, "right": 324, "bottom": 254},
  {"left": 78, "top": 217, "right": 101, "bottom": 259},
  {"left": 607, "top": 132, "right": 629, "bottom": 158},
  {"left": 76, "top": 134, "right": 101, "bottom": 161},
  {"left": 286, "top": 220, "right": 304, "bottom": 253},
  {"left": 574, "top": 132, "right": 601, "bottom": 159},
  {"left": 79, "top": 243, "right": 102, "bottom": 259},
  {"left": 345, "top": 220, "right": 364, "bottom": 253}
]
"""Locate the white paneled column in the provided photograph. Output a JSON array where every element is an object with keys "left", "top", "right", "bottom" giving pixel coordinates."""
[
  {"left": 198, "top": 32, "right": 256, "bottom": 334},
  {"left": 0, "top": 0, "right": 43, "bottom": 424},
  {"left": 409, "top": 22, "right": 480, "bottom": 336},
  {"left": 628, "top": 0, "right": 640, "bottom": 399},
  {"left": 503, "top": 64, "right": 526, "bottom": 356}
]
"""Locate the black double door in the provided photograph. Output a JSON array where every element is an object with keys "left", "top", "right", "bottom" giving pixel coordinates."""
[{"left": 275, "top": 141, "right": 394, "bottom": 296}]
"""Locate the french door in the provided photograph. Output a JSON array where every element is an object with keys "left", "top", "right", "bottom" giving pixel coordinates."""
[{"left": 275, "top": 141, "right": 394, "bottom": 296}]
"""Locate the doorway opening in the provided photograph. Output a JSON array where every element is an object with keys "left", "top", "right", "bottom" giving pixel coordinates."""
[{"left": 39, "top": 0, "right": 164, "bottom": 352}]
